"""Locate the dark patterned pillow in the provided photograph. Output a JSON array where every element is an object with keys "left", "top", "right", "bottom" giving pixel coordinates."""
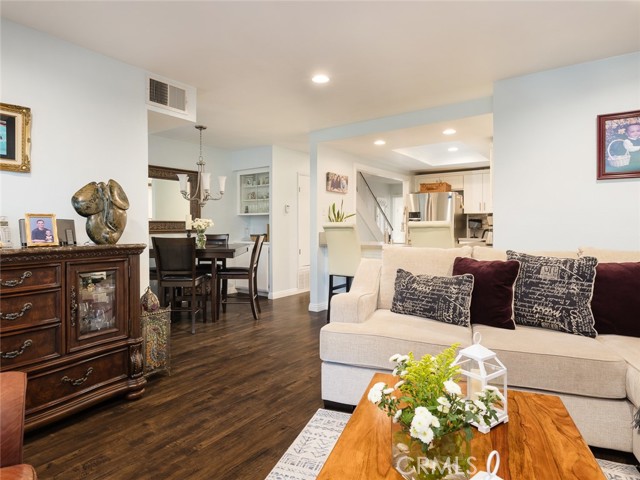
[
  {"left": 506, "top": 251, "right": 598, "bottom": 337},
  {"left": 391, "top": 268, "right": 474, "bottom": 327}
]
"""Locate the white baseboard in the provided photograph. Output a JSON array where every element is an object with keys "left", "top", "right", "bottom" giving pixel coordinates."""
[
  {"left": 308, "top": 302, "right": 328, "bottom": 312},
  {"left": 270, "top": 288, "right": 307, "bottom": 300}
]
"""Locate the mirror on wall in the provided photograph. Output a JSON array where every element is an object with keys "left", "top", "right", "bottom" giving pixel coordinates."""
[{"left": 148, "top": 165, "right": 201, "bottom": 233}]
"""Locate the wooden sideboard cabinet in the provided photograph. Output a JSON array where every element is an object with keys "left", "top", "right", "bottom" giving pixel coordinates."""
[{"left": 0, "top": 244, "right": 147, "bottom": 431}]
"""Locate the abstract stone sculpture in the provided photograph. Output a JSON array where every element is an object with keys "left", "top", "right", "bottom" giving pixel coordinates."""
[{"left": 72, "top": 179, "right": 129, "bottom": 244}]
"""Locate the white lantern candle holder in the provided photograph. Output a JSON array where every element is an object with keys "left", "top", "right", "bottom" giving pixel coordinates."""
[{"left": 453, "top": 332, "right": 508, "bottom": 433}]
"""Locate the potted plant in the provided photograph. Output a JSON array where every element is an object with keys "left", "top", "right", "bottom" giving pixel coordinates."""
[
  {"left": 368, "top": 345, "right": 503, "bottom": 480},
  {"left": 327, "top": 200, "right": 355, "bottom": 222}
]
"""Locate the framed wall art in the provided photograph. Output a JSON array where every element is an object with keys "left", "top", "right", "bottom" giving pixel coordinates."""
[
  {"left": 597, "top": 109, "right": 640, "bottom": 180},
  {"left": 25, "top": 213, "right": 58, "bottom": 247},
  {"left": 326, "top": 172, "right": 348, "bottom": 193},
  {"left": 0, "top": 103, "right": 32, "bottom": 173}
]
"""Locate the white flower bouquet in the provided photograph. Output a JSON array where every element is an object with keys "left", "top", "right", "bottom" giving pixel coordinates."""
[
  {"left": 369, "top": 345, "right": 504, "bottom": 479},
  {"left": 191, "top": 218, "right": 214, "bottom": 232}
]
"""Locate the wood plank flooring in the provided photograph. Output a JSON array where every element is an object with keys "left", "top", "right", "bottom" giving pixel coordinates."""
[
  {"left": 23, "top": 293, "right": 326, "bottom": 480},
  {"left": 21, "top": 292, "right": 638, "bottom": 478}
]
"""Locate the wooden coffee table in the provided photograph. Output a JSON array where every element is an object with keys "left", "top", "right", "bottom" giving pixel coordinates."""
[{"left": 317, "top": 373, "right": 605, "bottom": 479}]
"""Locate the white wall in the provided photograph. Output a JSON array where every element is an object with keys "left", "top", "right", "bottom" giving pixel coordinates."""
[
  {"left": 271, "top": 146, "right": 309, "bottom": 297},
  {"left": 493, "top": 52, "right": 640, "bottom": 251},
  {"left": 0, "top": 20, "right": 150, "bottom": 289}
]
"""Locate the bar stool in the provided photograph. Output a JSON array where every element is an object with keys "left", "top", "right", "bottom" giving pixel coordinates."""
[{"left": 323, "top": 223, "right": 362, "bottom": 322}]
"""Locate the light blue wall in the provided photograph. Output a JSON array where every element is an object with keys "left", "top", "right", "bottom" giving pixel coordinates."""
[
  {"left": 493, "top": 52, "right": 640, "bottom": 251},
  {"left": 0, "top": 20, "right": 150, "bottom": 289}
]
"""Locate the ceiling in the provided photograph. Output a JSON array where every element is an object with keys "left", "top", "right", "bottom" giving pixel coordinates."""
[{"left": 2, "top": 1, "right": 639, "bottom": 172}]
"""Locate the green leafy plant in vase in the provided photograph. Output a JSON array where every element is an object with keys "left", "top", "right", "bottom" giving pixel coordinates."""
[
  {"left": 327, "top": 200, "right": 355, "bottom": 222},
  {"left": 368, "top": 345, "right": 503, "bottom": 480}
]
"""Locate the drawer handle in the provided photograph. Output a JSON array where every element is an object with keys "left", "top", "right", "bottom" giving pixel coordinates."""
[
  {"left": 61, "top": 367, "right": 94, "bottom": 387},
  {"left": 0, "top": 271, "right": 33, "bottom": 288},
  {"left": 0, "top": 302, "right": 33, "bottom": 321},
  {"left": 1, "top": 339, "right": 33, "bottom": 359}
]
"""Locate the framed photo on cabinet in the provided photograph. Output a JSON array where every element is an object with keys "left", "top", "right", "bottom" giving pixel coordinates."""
[
  {"left": 597, "top": 109, "right": 640, "bottom": 180},
  {"left": 25, "top": 213, "right": 58, "bottom": 247},
  {"left": 0, "top": 102, "right": 32, "bottom": 173}
]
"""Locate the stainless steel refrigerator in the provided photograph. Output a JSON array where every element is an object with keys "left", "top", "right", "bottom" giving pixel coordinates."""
[{"left": 406, "top": 192, "right": 466, "bottom": 241}]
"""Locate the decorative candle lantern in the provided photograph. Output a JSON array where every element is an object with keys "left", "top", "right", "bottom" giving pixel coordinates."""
[{"left": 453, "top": 332, "right": 508, "bottom": 433}]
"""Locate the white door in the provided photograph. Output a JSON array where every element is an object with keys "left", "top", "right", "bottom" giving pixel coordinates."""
[{"left": 297, "top": 174, "right": 310, "bottom": 289}]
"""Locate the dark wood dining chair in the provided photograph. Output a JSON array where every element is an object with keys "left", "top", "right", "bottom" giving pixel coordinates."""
[
  {"left": 196, "top": 233, "right": 230, "bottom": 272},
  {"left": 152, "top": 237, "right": 208, "bottom": 334},
  {"left": 215, "top": 234, "right": 265, "bottom": 320}
]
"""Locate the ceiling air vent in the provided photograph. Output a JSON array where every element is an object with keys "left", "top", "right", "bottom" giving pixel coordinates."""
[{"left": 148, "top": 77, "right": 187, "bottom": 113}]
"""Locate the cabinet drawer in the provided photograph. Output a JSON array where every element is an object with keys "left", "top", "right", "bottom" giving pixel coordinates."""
[
  {"left": 0, "top": 264, "right": 61, "bottom": 293},
  {"left": 0, "top": 290, "right": 61, "bottom": 331},
  {"left": 26, "top": 348, "right": 128, "bottom": 413},
  {"left": 0, "top": 324, "right": 62, "bottom": 370}
]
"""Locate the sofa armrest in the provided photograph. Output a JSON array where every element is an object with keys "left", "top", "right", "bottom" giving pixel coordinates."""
[{"left": 330, "top": 258, "right": 381, "bottom": 324}]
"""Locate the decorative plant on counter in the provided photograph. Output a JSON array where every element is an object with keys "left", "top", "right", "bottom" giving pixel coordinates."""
[
  {"left": 327, "top": 200, "right": 355, "bottom": 222},
  {"left": 191, "top": 218, "right": 214, "bottom": 249},
  {"left": 368, "top": 345, "right": 504, "bottom": 480}
]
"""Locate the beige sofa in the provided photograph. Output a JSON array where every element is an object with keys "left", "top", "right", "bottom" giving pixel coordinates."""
[{"left": 320, "top": 245, "right": 640, "bottom": 460}]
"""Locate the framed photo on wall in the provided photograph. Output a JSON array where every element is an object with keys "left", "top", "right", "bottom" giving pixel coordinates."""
[
  {"left": 597, "top": 109, "right": 640, "bottom": 180},
  {"left": 326, "top": 172, "right": 348, "bottom": 193},
  {"left": 0, "top": 102, "right": 32, "bottom": 173},
  {"left": 25, "top": 213, "right": 58, "bottom": 247}
]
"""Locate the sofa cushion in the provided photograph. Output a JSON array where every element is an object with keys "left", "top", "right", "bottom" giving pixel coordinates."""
[
  {"left": 591, "top": 262, "right": 640, "bottom": 337},
  {"left": 452, "top": 257, "right": 520, "bottom": 329},
  {"left": 507, "top": 250, "right": 598, "bottom": 337},
  {"left": 472, "top": 325, "right": 627, "bottom": 399},
  {"left": 379, "top": 246, "right": 472, "bottom": 310},
  {"left": 472, "top": 246, "right": 578, "bottom": 261},
  {"left": 578, "top": 246, "right": 640, "bottom": 262},
  {"left": 597, "top": 335, "right": 640, "bottom": 407},
  {"left": 320, "top": 309, "right": 472, "bottom": 370},
  {"left": 391, "top": 269, "right": 474, "bottom": 327}
]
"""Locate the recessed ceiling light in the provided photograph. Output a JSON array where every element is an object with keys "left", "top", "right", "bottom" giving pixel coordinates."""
[
  {"left": 374, "top": 139, "right": 386, "bottom": 146},
  {"left": 312, "top": 74, "right": 330, "bottom": 84},
  {"left": 442, "top": 128, "right": 456, "bottom": 135},
  {"left": 448, "top": 147, "right": 459, "bottom": 152}
]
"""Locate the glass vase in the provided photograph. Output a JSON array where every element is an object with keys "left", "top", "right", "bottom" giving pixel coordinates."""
[
  {"left": 391, "top": 422, "right": 471, "bottom": 480},
  {"left": 196, "top": 231, "right": 207, "bottom": 249}
]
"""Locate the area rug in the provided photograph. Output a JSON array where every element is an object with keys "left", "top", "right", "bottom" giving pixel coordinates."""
[
  {"left": 265, "top": 408, "right": 351, "bottom": 480},
  {"left": 266, "top": 409, "right": 640, "bottom": 480}
]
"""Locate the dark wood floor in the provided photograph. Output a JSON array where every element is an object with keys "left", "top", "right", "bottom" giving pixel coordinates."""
[
  {"left": 22, "top": 292, "right": 639, "bottom": 478},
  {"left": 24, "top": 293, "right": 327, "bottom": 480}
]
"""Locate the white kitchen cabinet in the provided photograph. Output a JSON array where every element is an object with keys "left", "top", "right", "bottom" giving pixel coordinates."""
[
  {"left": 463, "top": 172, "right": 492, "bottom": 214},
  {"left": 414, "top": 173, "right": 464, "bottom": 191},
  {"left": 238, "top": 168, "right": 270, "bottom": 215},
  {"left": 232, "top": 244, "right": 270, "bottom": 295}
]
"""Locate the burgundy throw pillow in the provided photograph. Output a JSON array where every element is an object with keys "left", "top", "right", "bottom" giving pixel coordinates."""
[
  {"left": 452, "top": 257, "right": 520, "bottom": 329},
  {"left": 591, "top": 262, "right": 640, "bottom": 337}
]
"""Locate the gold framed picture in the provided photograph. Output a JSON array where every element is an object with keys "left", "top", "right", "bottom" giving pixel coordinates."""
[
  {"left": 25, "top": 213, "right": 58, "bottom": 247},
  {"left": 0, "top": 102, "right": 32, "bottom": 173}
]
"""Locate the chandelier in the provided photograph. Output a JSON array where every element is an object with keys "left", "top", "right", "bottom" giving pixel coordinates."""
[{"left": 177, "top": 125, "right": 226, "bottom": 207}]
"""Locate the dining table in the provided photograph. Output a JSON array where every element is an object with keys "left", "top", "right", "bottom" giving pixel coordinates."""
[{"left": 149, "top": 242, "right": 250, "bottom": 321}]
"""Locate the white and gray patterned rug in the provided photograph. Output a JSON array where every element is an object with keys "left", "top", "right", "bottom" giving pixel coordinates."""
[
  {"left": 266, "top": 409, "right": 640, "bottom": 480},
  {"left": 265, "top": 409, "right": 351, "bottom": 480}
]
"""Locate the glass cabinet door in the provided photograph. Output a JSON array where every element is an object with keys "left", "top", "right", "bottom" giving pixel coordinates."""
[
  {"left": 68, "top": 260, "right": 127, "bottom": 351},
  {"left": 238, "top": 170, "right": 270, "bottom": 215}
]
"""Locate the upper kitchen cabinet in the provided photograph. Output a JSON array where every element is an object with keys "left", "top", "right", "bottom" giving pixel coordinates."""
[
  {"left": 463, "top": 171, "right": 492, "bottom": 214},
  {"left": 238, "top": 168, "right": 270, "bottom": 216}
]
